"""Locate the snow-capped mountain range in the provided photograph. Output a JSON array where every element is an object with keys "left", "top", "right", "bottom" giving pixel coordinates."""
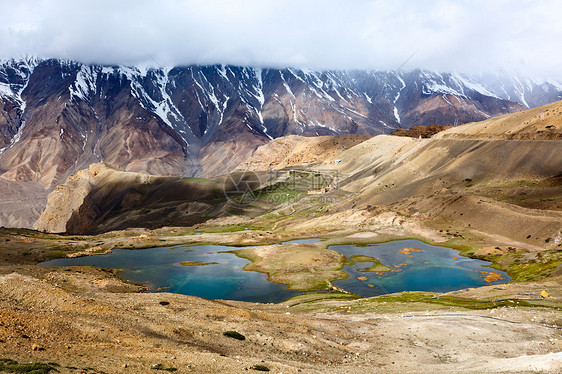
[{"left": 0, "top": 57, "right": 561, "bottom": 187}]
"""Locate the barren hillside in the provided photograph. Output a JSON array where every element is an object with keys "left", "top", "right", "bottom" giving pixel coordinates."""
[
  {"left": 236, "top": 134, "right": 371, "bottom": 171},
  {"left": 33, "top": 163, "right": 228, "bottom": 234},
  {"left": 434, "top": 100, "right": 562, "bottom": 140},
  {"left": 34, "top": 102, "right": 562, "bottom": 244}
]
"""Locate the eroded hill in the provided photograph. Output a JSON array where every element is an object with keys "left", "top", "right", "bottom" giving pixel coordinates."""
[
  {"left": 236, "top": 134, "right": 371, "bottom": 171},
  {"left": 34, "top": 163, "right": 229, "bottom": 234},
  {"left": 34, "top": 102, "right": 562, "bottom": 249}
]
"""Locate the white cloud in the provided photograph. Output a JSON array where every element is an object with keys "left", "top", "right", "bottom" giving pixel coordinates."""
[{"left": 0, "top": 0, "right": 561, "bottom": 78}]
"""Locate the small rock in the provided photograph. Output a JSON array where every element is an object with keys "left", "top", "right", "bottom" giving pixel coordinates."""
[
  {"left": 122, "top": 363, "right": 128, "bottom": 368},
  {"left": 31, "top": 343, "right": 43, "bottom": 351}
]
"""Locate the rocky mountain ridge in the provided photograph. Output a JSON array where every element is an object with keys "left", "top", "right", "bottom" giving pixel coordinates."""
[
  {"left": 1, "top": 57, "right": 561, "bottom": 189},
  {"left": 34, "top": 100, "right": 562, "bottom": 241}
]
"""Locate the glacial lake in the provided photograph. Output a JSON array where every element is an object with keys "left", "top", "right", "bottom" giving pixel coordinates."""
[
  {"left": 331, "top": 239, "right": 511, "bottom": 296},
  {"left": 40, "top": 239, "right": 510, "bottom": 302}
]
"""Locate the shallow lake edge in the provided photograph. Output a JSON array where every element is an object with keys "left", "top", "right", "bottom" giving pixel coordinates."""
[{"left": 39, "top": 235, "right": 513, "bottom": 302}]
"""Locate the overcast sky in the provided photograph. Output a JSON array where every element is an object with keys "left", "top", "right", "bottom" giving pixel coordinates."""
[{"left": 1, "top": 0, "right": 561, "bottom": 78}]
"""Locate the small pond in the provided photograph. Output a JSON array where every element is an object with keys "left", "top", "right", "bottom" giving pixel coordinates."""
[
  {"left": 330, "top": 239, "right": 510, "bottom": 296},
  {"left": 40, "top": 239, "right": 510, "bottom": 302}
]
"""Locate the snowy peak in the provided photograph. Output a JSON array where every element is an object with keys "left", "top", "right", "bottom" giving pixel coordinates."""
[
  {"left": 42, "top": 58, "right": 562, "bottom": 140},
  {"left": 409, "top": 69, "right": 562, "bottom": 108},
  {"left": 0, "top": 57, "right": 561, "bottom": 187},
  {"left": 0, "top": 57, "right": 37, "bottom": 108}
]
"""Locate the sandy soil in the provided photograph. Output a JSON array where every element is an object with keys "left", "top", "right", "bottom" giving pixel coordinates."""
[
  {"left": 237, "top": 134, "right": 371, "bottom": 172},
  {"left": 0, "top": 268, "right": 560, "bottom": 374},
  {"left": 434, "top": 100, "right": 562, "bottom": 140}
]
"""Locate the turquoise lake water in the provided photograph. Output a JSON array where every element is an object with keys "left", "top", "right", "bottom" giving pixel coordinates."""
[
  {"left": 330, "top": 239, "right": 510, "bottom": 296},
  {"left": 40, "top": 239, "right": 510, "bottom": 302}
]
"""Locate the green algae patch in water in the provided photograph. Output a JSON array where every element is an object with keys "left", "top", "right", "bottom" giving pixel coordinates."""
[
  {"left": 179, "top": 261, "right": 219, "bottom": 266},
  {"left": 344, "top": 255, "right": 391, "bottom": 273}
]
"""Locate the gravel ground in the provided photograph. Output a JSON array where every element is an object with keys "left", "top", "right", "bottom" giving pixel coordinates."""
[{"left": 0, "top": 267, "right": 560, "bottom": 373}]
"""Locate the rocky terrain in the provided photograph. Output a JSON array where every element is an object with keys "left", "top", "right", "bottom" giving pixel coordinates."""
[
  {"left": 0, "top": 225, "right": 560, "bottom": 373},
  {"left": 1, "top": 58, "right": 560, "bottom": 191},
  {"left": 433, "top": 103, "right": 562, "bottom": 140},
  {"left": 33, "top": 162, "right": 233, "bottom": 234},
  {"left": 236, "top": 134, "right": 370, "bottom": 171},
  {"left": 0, "top": 177, "right": 46, "bottom": 228},
  {"left": 2, "top": 58, "right": 562, "bottom": 228},
  {"left": 1, "top": 92, "right": 562, "bottom": 373},
  {"left": 390, "top": 124, "right": 452, "bottom": 138},
  {"left": 34, "top": 101, "right": 562, "bottom": 248}
]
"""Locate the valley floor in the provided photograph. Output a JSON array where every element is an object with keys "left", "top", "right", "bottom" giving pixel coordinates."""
[{"left": 0, "top": 226, "right": 560, "bottom": 373}]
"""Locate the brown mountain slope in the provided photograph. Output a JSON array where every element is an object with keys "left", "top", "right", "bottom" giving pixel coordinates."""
[
  {"left": 287, "top": 104, "right": 562, "bottom": 249},
  {"left": 236, "top": 134, "right": 371, "bottom": 171},
  {"left": 33, "top": 163, "right": 230, "bottom": 234},
  {"left": 0, "top": 177, "right": 46, "bottom": 228},
  {"left": 34, "top": 102, "right": 562, "bottom": 244},
  {"left": 434, "top": 100, "right": 562, "bottom": 140},
  {"left": 4, "top": 60, "right": 560, "bottom": 228}
]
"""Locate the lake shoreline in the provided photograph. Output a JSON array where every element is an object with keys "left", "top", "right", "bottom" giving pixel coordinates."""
[{"left": 40, "top": 239, "right": 511, "bottom": 302}]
